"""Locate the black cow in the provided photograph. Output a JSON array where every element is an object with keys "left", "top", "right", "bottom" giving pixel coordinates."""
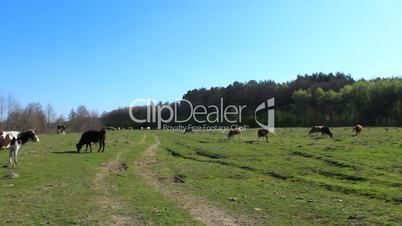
[
  {"left": 76, "top": 129, "right": 106, "bottom": 153},
  {"left": 257, "top": 128, "right": 269, "bottom": 142}
]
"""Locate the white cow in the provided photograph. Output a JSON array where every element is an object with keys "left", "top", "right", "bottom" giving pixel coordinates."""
[{"left": 8, "top": 130, "right": 39, "bottom": 166}]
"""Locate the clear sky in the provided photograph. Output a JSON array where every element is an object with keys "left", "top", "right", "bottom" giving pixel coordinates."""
[{"left": 1, "top": 0, "right": 401, "bottom": 116}]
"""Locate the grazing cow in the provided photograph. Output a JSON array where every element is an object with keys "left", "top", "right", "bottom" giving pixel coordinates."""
[
  {"left": 309, "top": 126, "right": 333, "bottom": 138},
  {"left": 0, "top": 131, "right": 20, "bottom": 149},
  {"left": 257, "top": 128, "right": 269, "bottom": 142},
  {"left": 8, "top": 130, "right": 40, "bottom": 166},
  {"left": 353, "top": 125, "right": 364, "bottom": 136},
  {"left": 228, "top": 127, "right": 243, "bottom": 139},
  {"left": 321, "top": 126, "right": 333, "bottom": 138},
  {"left": 76, "top": 129, "right": 106, "bottom": 153},
  {"left": 57, "top": 124, "right": 66, "bottom": 134},
  {"left": 309, "top": 126, "right": 324, "bottom": 135}
]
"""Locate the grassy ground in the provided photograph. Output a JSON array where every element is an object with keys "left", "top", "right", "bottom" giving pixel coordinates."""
[{"left": 0, "top": 128, "right": 401, "bottom": 225}]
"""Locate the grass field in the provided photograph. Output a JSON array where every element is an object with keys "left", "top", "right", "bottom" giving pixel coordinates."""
[{"left": 0, "top": 128, "right": 401, "bottom": 225}]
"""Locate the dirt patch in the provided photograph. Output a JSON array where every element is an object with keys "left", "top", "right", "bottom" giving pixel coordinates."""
[
  {"left": 94, "top": 134, "right": 147, "bottom": 225},
  {"left": 4, "top": 172, "right": 19, "bottom": 179},
  {"left": 95, "top": 159, "right": 134, "bottom": 226},
  {"left": 102, "top": 162, "right": 128, "bottom": 172},
  {"left": 136, "top": 137, "right": 250, "bottom": 226},
  {"left": 173, "top": 175, "right": 186, "bottom": 183},
  {"left": 109, "top": 215, "right": 134, "bottom": 225}
]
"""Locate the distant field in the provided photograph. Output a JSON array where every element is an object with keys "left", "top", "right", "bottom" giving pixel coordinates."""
[{"left": 0, "top": 128, "right": 401, "bottom": 225}]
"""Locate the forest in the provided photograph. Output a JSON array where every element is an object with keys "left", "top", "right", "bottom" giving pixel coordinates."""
[
  {"left": 1, "top": 72, "right": 401, "bottom": 132},
  {"left": 102, "top": 72, "right": 402, "bottom": 128}
]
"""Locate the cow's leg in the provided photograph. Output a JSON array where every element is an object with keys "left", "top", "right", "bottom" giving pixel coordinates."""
[
  {"left": 8, "top": 150, "right": 13, "bottom": 166},
  {"left": 85, "top": 144, "right": 88, "bottom": 151},
  {"left": 89, "top": 143, "right": 92, "bottom": 152},
  {"left": 12, "top": 149, "right": 17, "bottom": 165},
  {"left": 265, "top": 136, "right": 268, "bottom": 142},
  {"left": 14, "top": 148, "right": 19, "bottom": 164},
  {"left": 102, "top": 140, "right": 105, "bottom": 152},
  {"left": 98, "top": 141, "right": 102, "bottom": 152}
]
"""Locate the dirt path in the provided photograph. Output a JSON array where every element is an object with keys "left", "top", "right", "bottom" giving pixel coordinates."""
[
  {"left": 94, "top": 135, "right": 147, "bottom": 226},
  {"left": 135, "top": 136, "right": 249, "bottom": 226}
]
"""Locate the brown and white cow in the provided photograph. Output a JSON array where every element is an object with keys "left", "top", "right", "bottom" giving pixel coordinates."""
[
  {"left": 228, "top": 127, "right": 243, "bottom": 139},
  {"left": 353, "top": 125, "right": 364, "bottom": 136},
  {"left": 0, "top": 131, "right": 20, "bottom": 150}
]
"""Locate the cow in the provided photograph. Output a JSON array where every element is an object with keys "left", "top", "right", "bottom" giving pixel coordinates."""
[
  {"left": 321, "top": 126, "right": 333, "bottom": 138},
  {"left": 76, "top": 129, "right": 106, "bottom": 153},
  {"left": 0, "top": 131, "right": 20, "bottom": 150},
  {"left": 57, "top": 124, "right": 66, "bottom": 134},
  {"left": 8, "top": 130, "right": 40, "bottom": 166},
  {"left": 353, "top": 125, "right": 364, "bottom": 136},
  {"left": 309, "top": 126, "right": 333, "bottom": 138},
  {"left": 309, "top": 126, "right": 324, "bottom": 135},
  {"left": 257, "top": 128, "right": 269, "bottom": 142},
  {"left": 228, "top": 127, "right": 243, "bottom": 139}
]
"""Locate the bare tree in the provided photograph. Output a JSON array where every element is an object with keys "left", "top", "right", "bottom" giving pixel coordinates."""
[
  {"left": 23, "top": 102, "right": 47, "bottom": 132},
  {"left": 45, "top": 103, "right": 56, "bottom": 132},
  {"left": 7, "top": 94, "right": 19, "bottom": 117},
  {"left": 68, "top": 105, "right": 101, "bottom": 131},
  {"left": 55, "top": 115, "right": 66, "bottom": 125},
  {"left": 4, "top": 95, "right": 21, "bottom": 130},
  {"left": 0, "top": 95, "right": 5, "bottom": 125}
]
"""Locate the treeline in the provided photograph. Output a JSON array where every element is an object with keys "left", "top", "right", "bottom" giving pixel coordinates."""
[
  {"left": 0, "top": 95, "right": 101, "bottom": 132},
  {"left": 2, "top": 73, "right": 401, "bottom": 132},
  {"left": 102, "top": 72, "right": 402, "bottom": 127}
]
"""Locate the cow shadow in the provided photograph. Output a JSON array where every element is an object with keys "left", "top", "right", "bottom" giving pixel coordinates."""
[
  {"left": 243, "top": 140, "right": 260, "bottom": 144},
  {"left": 52, "top": 150, "right": 91, "bottom": 154}
]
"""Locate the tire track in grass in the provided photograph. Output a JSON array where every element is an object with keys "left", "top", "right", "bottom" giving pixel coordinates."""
[
  {"left": 135, "top": 136, "right": 250, "bottom": 226},
  {"left": 164, "top": 146, "right": 402, "bottom": 202},
  {"left": 94, "top": 135, "right": 146, "bottom": 226}
]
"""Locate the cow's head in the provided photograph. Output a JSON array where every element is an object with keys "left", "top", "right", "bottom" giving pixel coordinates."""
[
  {"left": 28, "top": 130, "right": 40, "bottom": 142},
  {"left": 76, "top": 143, "right": 83, "bottom": 152}
]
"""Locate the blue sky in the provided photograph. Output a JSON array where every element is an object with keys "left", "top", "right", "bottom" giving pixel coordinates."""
[{"left": 1, "top": 0, "right": 401, "bottom": 116}]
